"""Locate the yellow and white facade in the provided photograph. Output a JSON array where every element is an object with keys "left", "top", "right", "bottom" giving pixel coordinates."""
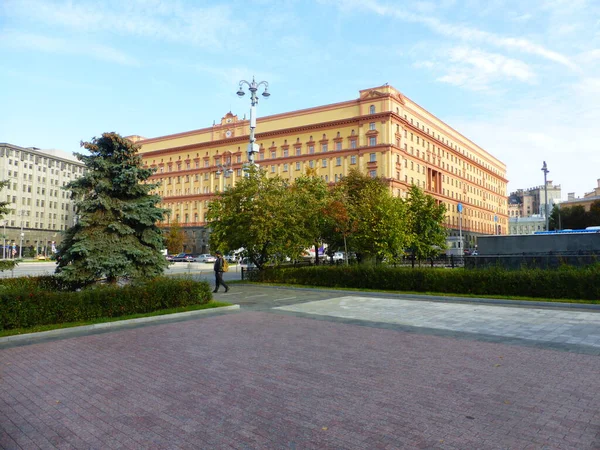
[{"left": 134, "top": 85, "right": 508, "bottom": 252}]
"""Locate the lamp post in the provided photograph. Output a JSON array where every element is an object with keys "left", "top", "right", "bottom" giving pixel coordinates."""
[
  {"left": 236, "top": 77, "right": 270, "bottom": 169},
  {"left": 541, "top": 161, "right": 549, "bottom": 231},
  {"left": 19, "top": 210, "right": 26, "bottom": 259},
  {"left": 1, "top": 220, "right": 6, "bottom": 260},
  {"left": 215, "top": 151, "right": 234, "bottom": 191},
  {"left": 457, "top": 202, "right": 463, "bottom": 254}
]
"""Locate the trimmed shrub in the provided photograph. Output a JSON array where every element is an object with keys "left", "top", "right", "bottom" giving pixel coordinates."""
[
  {"left": 0, "top": 276, "right": 212, "bottom": 331},
  {"left": 255, "top": 265, "right": 600, "bottom": 301}
]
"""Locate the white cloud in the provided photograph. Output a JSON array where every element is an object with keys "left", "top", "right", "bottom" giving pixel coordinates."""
[
  {"left": 415, "top": 47, "right": 535, "bottom": 91},
  {"left": 3, "top": 30, "right": 139, "bottom": 66},
  {"left": 2, "top": 0, "right": 246, "bottom": 50},
  {"left": 449, "top": 81, "right": 600, "bottom": 197},
  {"left": 326, "top": 0, "right": 577, "bottom": 70}
]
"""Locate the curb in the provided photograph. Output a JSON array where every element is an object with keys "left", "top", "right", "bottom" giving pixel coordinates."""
[{"left": 0, "top": 305, "right": 241, "bottom": 344}]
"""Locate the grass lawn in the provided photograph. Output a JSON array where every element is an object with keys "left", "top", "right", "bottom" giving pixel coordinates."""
[{"left": 0, "top": 300, "right": 231, "bottom": 338}]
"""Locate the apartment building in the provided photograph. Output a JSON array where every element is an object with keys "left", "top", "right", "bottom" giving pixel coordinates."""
[
  {"left": 508, "top": 181, "right": 562, "bottom": 234},
  {"left": 134, "top": 85, "right": 508, "bottom": 253},
  {"left": 0, "top": 143, "right": 85, "bottom": 256},
  {"left": 508, "top": 181, "right": 562, "bottom": 219}
]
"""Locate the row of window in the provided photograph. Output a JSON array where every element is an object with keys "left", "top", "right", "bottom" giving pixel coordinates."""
[
  {"left": 153, "top": 139, "right": 379, "bottom": 174},
  {"left": 401, "top": 114, "right": 502, "bottom": 178},
  {"left": 4, "top": 171, "right": 72, "bottom": 186},
  {"left": 1, "top": 148, "right": 84, "bottom": 171}
]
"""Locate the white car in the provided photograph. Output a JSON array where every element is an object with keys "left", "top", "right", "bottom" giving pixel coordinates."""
[
  {"left": 332, "top": 252, "right": 345, "bottom": 261},
  {"left": 195, "top": 254, "right": 216, "bottom": 263}
]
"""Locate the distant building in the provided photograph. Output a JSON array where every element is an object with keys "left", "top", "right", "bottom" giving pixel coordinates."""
[
  {"left": 508, "top": 215, "right": 546, "bottom": 235},
  {"left": 134, "top": 84, "right": 508, "bottom": 253},
  {"left": 0, "top": 143, "right": 85, "bottom": 256},
  {"left": 561, "top": 179, "right": 600, "bottom": 211},
  {"left": 508, "top": 181, "right": 561, "bottom": 220}
]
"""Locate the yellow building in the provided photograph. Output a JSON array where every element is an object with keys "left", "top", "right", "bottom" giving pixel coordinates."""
[{"left": 134, "top": 84, "right": 508, "bottom": 253}]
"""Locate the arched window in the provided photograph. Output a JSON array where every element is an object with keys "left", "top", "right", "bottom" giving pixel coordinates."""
[{"left": 370, "top": 105, "right": 375, "bottom": 114}]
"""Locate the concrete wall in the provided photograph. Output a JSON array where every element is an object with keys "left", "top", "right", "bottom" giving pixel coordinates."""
[{"left": 478, "top": 233, "right": 600, "bottom": 255}]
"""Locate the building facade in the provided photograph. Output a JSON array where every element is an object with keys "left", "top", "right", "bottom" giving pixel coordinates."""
[
  {"left": 0, "top": 143, "right": 85, "bottom": 257},
  {"left": 508, "top": 215, "right": 546, "bottom": 235},
  {"left": 134, "top": 85, "right": 508, "bottom": 253},
  {"left": 561, "top": 179, "right": 600, "bottom": 211},
  {"left": 508, "top": 181, "right": 562, "bottom": 220}
]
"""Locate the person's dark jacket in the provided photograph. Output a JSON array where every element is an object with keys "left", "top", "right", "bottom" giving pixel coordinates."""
[{"left": 214, "top": 257, "right": 223, "bottom": 272}]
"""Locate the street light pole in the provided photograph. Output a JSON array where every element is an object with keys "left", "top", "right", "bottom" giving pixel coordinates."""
[
  {"left": 19, "top": 210, "right": 25, "bottom": 258},
  {"left": 1, "top": 220, "right": 6, "bottom": 260},
  {"left": 215, "top": 151, "right": 234, "bottom": 191},
  {"left": 541, "top": 161, "right": 549, "bottom": 231},
  {"left": 457, "top": 202, "right": 463, "bottom": 254},
  {"left": 237, "top": 77, "right": 270, "bottom": 168}
]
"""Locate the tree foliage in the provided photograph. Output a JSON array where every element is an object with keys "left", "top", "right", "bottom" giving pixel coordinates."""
[
  {"left": 290, "top": 170, "right": 330, "bottom": 264},
  {"left": 404, "top": 185, "right": 447, "bottom": 261},
  {"left": 550, "top": 201, "right": 600, "bottom": 230},
  {"left": 208, "top": 166, "right": 447, "bottom": 269},
  {"left": 334, "top": 169, "right": 408, "bottom": 263},
  {"left": 207, "top": 167, "right": 311, "bottom": 269},
  {"left": 164, "top": 219, "right": 185, "bottom": 254},
  {"left": 56, "top": 132, "right": 168, "bottom": 286}
]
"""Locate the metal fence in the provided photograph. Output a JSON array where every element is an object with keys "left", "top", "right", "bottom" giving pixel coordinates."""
[{"left": 464, "top": 253, "right": 599, "bottom": 270}]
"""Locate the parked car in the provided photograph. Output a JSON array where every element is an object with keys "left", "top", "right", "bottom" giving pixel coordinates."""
[
  {"left": 332, "top": 252, "right": 345, "bottom": 261},
  {"left": 165, "top": 254, "right": 175, "bottom": 261},
  {"left": 195, "top": 254, "right": 216, "bottom": 263},
  {"left": 225, "top": 253, "right": 239, "bottom": 263},
  {"left": 172, "top": 253, "right": 195, "bottom": 262}
]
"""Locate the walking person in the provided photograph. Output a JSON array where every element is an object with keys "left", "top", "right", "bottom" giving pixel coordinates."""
[{"left": 213, "top": 251, "right": 229, "bottom": 293}]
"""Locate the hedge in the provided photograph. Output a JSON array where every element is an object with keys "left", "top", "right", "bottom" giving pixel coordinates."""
[
  {"left": 254, "top": 265, "right": 600, "bottom": 301},
  {"left": 0, "top": 276, "right": 212, "bottom": 331}
]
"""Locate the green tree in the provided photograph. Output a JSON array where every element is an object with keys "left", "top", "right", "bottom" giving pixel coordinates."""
[
  {"left": 549, "top": 204, "right": 560, "bottom": 230},
  {"left": 404, "top": 185, "right": 447, "bottom": 263},
  {"left": 559, "top": 205, "right": 588, "bottom": 230},
  {"left": 291, "top": 170, "right": 331, "bottom": 264},
  {"left": 336, "top": 169, "right": 408, "bottom": 263},
  {"left": 0, "top": 180, "right": 16, "bottom": 271},
  {"left": 207, "top": 167, "right": 308, "bottom": 269},
  {"left": 164, "top": 219, "right": 185, "bottom": 254},
  {"left": 322, "top": 196, "right": 356, "bottom": 263},
  {"left": 588, "top": 200, "right": 600, "bottom": 226},
  {"left": 56, "top": 132, "right": 168, "bottom": 286}
]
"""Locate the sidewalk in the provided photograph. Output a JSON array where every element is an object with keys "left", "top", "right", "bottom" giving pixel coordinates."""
[{"left": 1, "top": 285, "right": 599, "bottom": 449}]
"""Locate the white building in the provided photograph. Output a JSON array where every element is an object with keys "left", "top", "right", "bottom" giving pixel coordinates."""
[
  {"left": 508, "top": 215, "right": 546, "bottom": 235},
  {"left": 0, "top": 143, "right": 85, "bottom": 257}
]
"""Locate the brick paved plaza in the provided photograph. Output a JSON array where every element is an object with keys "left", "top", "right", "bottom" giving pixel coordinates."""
[{"left": 1, "top": 286, "right": 600, "bottom": 449}]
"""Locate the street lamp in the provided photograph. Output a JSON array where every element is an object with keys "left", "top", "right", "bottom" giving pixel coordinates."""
[
  {"left": 236, "top": 77, "right": 270, "bottom": 168},
  {"left": 457, "top": 202, "right": 463, "bottom": 254},
  {"left": 215, "top": 151, "right": 234, "bottom": 191},
  {"left": 19, "top": 210, "right": 26, "bottom": 259},
  {"left": 1, "top": 220, "right": 6, "bottom": 260},
  {"left": 541, "top": 161, "right": 549, "bottom": 231}
]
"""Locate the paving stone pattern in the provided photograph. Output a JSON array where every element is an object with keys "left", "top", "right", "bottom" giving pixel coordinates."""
[
  {"left": 276, "top": 296, "right": 600, "bottom": 348},
  {"left": 2, "top": 308, "right": 600, "bottom": 449}
]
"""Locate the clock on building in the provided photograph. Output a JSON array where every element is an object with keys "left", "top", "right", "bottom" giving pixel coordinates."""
[{"left": 225, "top": 130, "right": 232, "bottom": 138}]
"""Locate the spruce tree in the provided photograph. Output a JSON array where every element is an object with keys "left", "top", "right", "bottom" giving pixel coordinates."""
[{"left": 56, "top": 132, "right": 168, "bottom": 286}]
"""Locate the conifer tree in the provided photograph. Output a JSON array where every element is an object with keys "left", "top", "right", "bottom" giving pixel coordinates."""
[{"left": 56, "top": 132, "right": 168, "bottom": 286}]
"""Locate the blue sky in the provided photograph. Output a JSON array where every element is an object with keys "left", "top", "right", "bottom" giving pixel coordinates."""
[{"left": 1, "top": 0, "right": 599, "bottom": 199}]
